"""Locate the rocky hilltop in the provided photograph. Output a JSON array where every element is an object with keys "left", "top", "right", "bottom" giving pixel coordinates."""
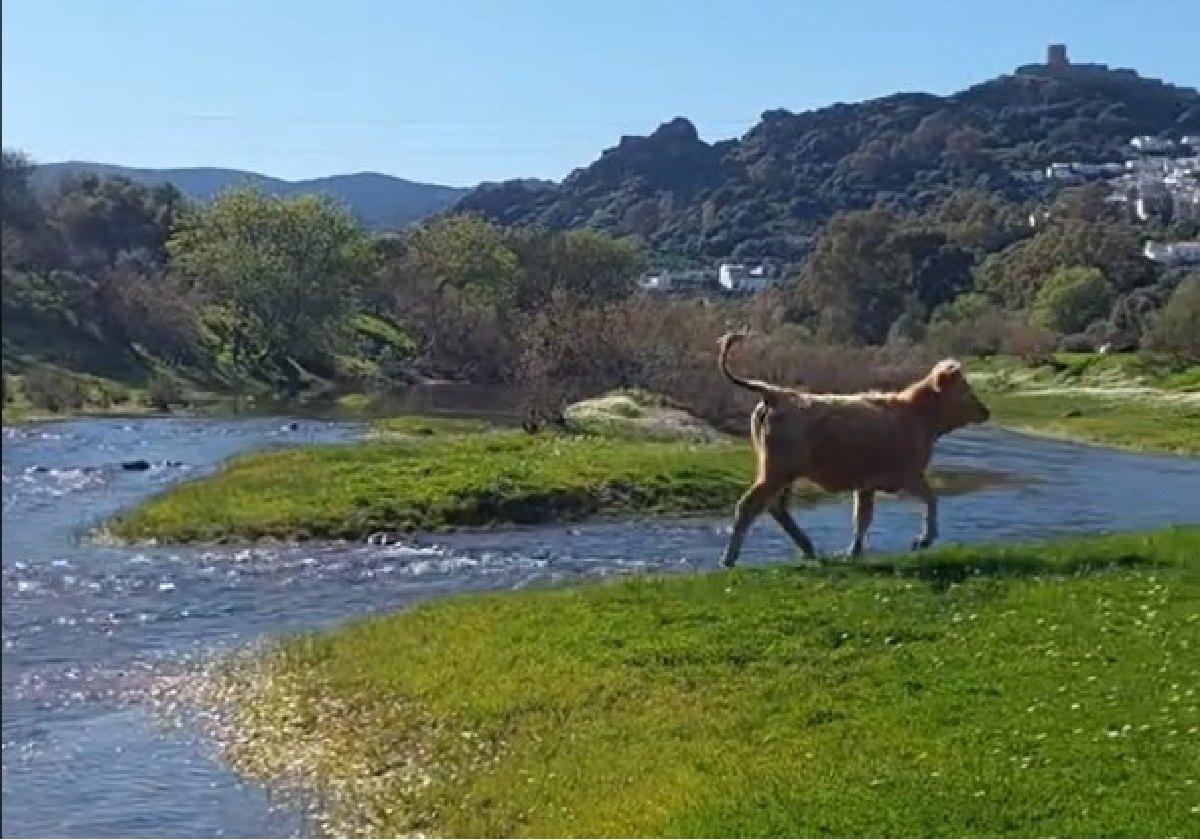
[{"left": 456, "top": 59, "right": 1199, "bottom": 260}]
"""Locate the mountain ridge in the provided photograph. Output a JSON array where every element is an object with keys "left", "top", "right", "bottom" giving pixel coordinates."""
[
  {"left": 30, "top": 162, "right": 468, "bottom": 231},
  {"left": 455, "top": 60, "right": 1200, "bottom": 261}
]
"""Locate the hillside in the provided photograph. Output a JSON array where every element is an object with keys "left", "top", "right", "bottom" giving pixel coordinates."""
[
  {"left": 31, "top": 162, "right": 467, "bottom": 230},
  {"left": 455, "top": 58, "right": 1200, "bottom": 260}
]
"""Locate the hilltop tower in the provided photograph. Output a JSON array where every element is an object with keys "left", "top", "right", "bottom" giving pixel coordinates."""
[{"left": 1047, "top": 43, "right": 1069, "bottom": 69}]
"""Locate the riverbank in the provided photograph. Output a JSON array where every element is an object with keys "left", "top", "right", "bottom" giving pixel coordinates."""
[
  {"left": 968, "top": 353, "right": 1200, "bottom": 456},
  {"left": 980, "top": 390, "right": 1200, "bottom": 455},
  {"left": 181, "top": 527, "right": 1200, "bottom": 837},
  {"left": 2, "top": 368, "right": 162, "bottom": 424},
  {"left": 106, "top": 418, "right": 1003, "bottom": 544}
]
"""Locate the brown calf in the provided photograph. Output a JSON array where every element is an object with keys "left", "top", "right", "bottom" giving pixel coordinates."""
[{"left": 717, "top": 333, "right": 990, "bottom": 565}]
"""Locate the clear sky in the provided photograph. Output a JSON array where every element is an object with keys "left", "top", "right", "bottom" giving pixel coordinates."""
[{"left": 3, "top": 0, "right": 1197, "bottom": 187}]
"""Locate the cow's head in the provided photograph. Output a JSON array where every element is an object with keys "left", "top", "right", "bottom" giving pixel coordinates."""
[{"left": 920, "top": 359, "right": 990, "bottom": 433}]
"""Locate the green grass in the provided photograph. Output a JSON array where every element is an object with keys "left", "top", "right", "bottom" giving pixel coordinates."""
[
  {"left": 967, "top": 352, "right": 1200, "bottom": 393},
  {"left": 198, "top": 528, "right": 1200, "bottom": 837},
  {"left": 108, "top": 426, "right": 1000, "bottom": 543},
  {"left": 982, "top": 390, "right": 1200, "bottom": 456},
  {"left": 371, "top": 414, "right": 496, "bottom": 438},
  {"left": 967, "top": 353, "right": 1200, "bottom": 456}
]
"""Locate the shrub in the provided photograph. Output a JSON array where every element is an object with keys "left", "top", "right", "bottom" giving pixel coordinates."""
[
  {"left": 1058, "top": 333, "right": 1096, "bottom": 353},
  {"left": 1000, "top": 321, "right": 1059, "bottom": 364},
  {"left": 515, "top": 293, "right": 932, "bottom": 432},
  {"left": 145, "top": 372, "right": 184, "bottom": 411},
  {"left": 388, "top": 274, "right": 515, "bottom": 382},
  {"left": 23, "top": 368, "right": 86, "bottom": 413},
  {"left": 925, "top": 304, "right": 1058, "bottom": 363},
  {"left": 101, "top": 266, "right": 204, "bottom": 364}
]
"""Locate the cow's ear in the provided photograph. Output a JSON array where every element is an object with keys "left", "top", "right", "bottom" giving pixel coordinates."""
[{"left": 931, "top": 359, "right": 963, "bottom": 390}]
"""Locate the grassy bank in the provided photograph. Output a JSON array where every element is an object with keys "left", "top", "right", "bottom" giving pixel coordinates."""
[
  {"left": 108, "top": 421, "right": 999, "bottom": 543},
  {"left": 968, "top": 353, "right": 1200, "bottom": 456},
  {"left": 189, "top": 528, "right": 1200, "bottom": 837},
  {"left": 981, "top": 390, "right": 1200, "bottom": 456}
]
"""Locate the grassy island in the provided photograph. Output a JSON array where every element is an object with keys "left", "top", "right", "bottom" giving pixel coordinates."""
[{"left": 108, "top": 417, "right": 1005, "bottom": 543}]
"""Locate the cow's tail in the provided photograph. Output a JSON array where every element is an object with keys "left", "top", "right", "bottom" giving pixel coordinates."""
[{"left": 718, "top": 332, "right": 782, "bottom": 405}]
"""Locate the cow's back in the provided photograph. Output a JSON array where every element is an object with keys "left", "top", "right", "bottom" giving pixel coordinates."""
[{"left": 762, "top": 396, "right": 932, "bottom": 492}]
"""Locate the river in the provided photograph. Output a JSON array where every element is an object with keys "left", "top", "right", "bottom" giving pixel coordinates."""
[{"left": 2, "top": 417, "right": 1198, "bottom": 837}]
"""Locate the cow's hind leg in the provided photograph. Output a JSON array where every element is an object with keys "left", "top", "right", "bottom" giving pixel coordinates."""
[
  {"left": 907, "top": 475, "right": 938, "bottom": 550},
  {"left": 768, "top": 486, "right": 817, "bottom": 559},
  {"left": 721, "top": 479, "right": 781, "bottom": 567},
  {"left": 847, "top": 489, "right": 875, "bottom": 558}
]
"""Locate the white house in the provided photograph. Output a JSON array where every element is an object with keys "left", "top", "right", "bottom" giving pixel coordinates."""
[
  {"left": 639, "top": 269, "right": 717, "bottom": 294},
  {"left": 718, "top": 262, "right": 777, "bottom": 294},
  {"left": 1143, "top": 240, "right": 1200, "bottom": 264},
  {"left": 638, "top": 272, "right": 672, "bottom": 292},
  {"left": 1073, "top": 162, "right": 1124, "bottom": 177},
  {"left": 1130, "top": 135, "right": 1174, "bottom": 154},
  {"left": 1174, "top": 187, "right": 1200, "bottom": 223},
  {"left": 1029, "top": 209, "right": 1053, "bottom": 228},
  {"left": 1125, "top": 156, "right": 1176, "bottom": 174}
]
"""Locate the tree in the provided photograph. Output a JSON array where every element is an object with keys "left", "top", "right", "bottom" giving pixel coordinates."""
[
  {"left": 1147, "top": 274, "right": 1200, "bottom": 362},
  {"left": 2, "top": 150, "right": 62, "bottom": 269},
  {"left": 932, "top": 291, "right": 994, "bottom": 324},
  {"left": 167, "top": 188, "right": 378, "bottom": 377},
  {"left": 930, "top": 189, "right": 1027, "bottom": 252},
  {"left": 402, "top": 214, "right": 521, "bottom": 309},
  {"left": 976, "top": 218, "right": 1150, "bottom": 307},
  {"left": 801, "top": 207, "right": 910, "bottom": 343},
  {"left": 1054, "top": 182, "right": 1115, "bottom": 223},
  {"left": 944, "top": 127, "right": 984, "bottom": 165},
  {"left": 50, "top": 174, "right": 183, "bottom": 269},
  {"left": 800, "top": 206, "right": 975, "bottom": 344},
  {"left": 1030, "top": 266, "right": 1115, "bottom": 334},
  {"left": 1, "top": 151, "right": 43, "bottom": 234},
  {"left": 509, "top": 227, "right": 642, "bottom": 306}
]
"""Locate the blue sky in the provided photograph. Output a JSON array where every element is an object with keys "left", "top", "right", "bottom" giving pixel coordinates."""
[{"left": 3, "top": 0, "right": 1197, "bottom": 187}]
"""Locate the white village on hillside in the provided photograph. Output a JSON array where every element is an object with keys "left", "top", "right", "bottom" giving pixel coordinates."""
[{"left": 642, "top": 44, "right": 1198, "bottom": 296}]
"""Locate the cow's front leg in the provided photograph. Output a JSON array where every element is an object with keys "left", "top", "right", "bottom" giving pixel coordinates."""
[
  {"left": 907, "top": 476, "right": 937, "bottom": 550},
  {"left": 846, "top": 489, "right": 875, "bottom": 558}
]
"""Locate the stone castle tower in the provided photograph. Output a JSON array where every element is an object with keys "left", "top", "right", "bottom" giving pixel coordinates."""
[{"left": 1047, "top": 43, "right": 1069, "bottom": 69}]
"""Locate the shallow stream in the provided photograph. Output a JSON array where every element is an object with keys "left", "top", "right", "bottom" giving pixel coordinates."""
[{"left": 3, "top": 417, "right": 1198, "bottom": 837}]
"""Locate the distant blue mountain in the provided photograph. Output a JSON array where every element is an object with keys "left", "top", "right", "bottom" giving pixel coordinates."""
[{"left": 31, "top": 162, "right": 468, "bottom": 231}]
